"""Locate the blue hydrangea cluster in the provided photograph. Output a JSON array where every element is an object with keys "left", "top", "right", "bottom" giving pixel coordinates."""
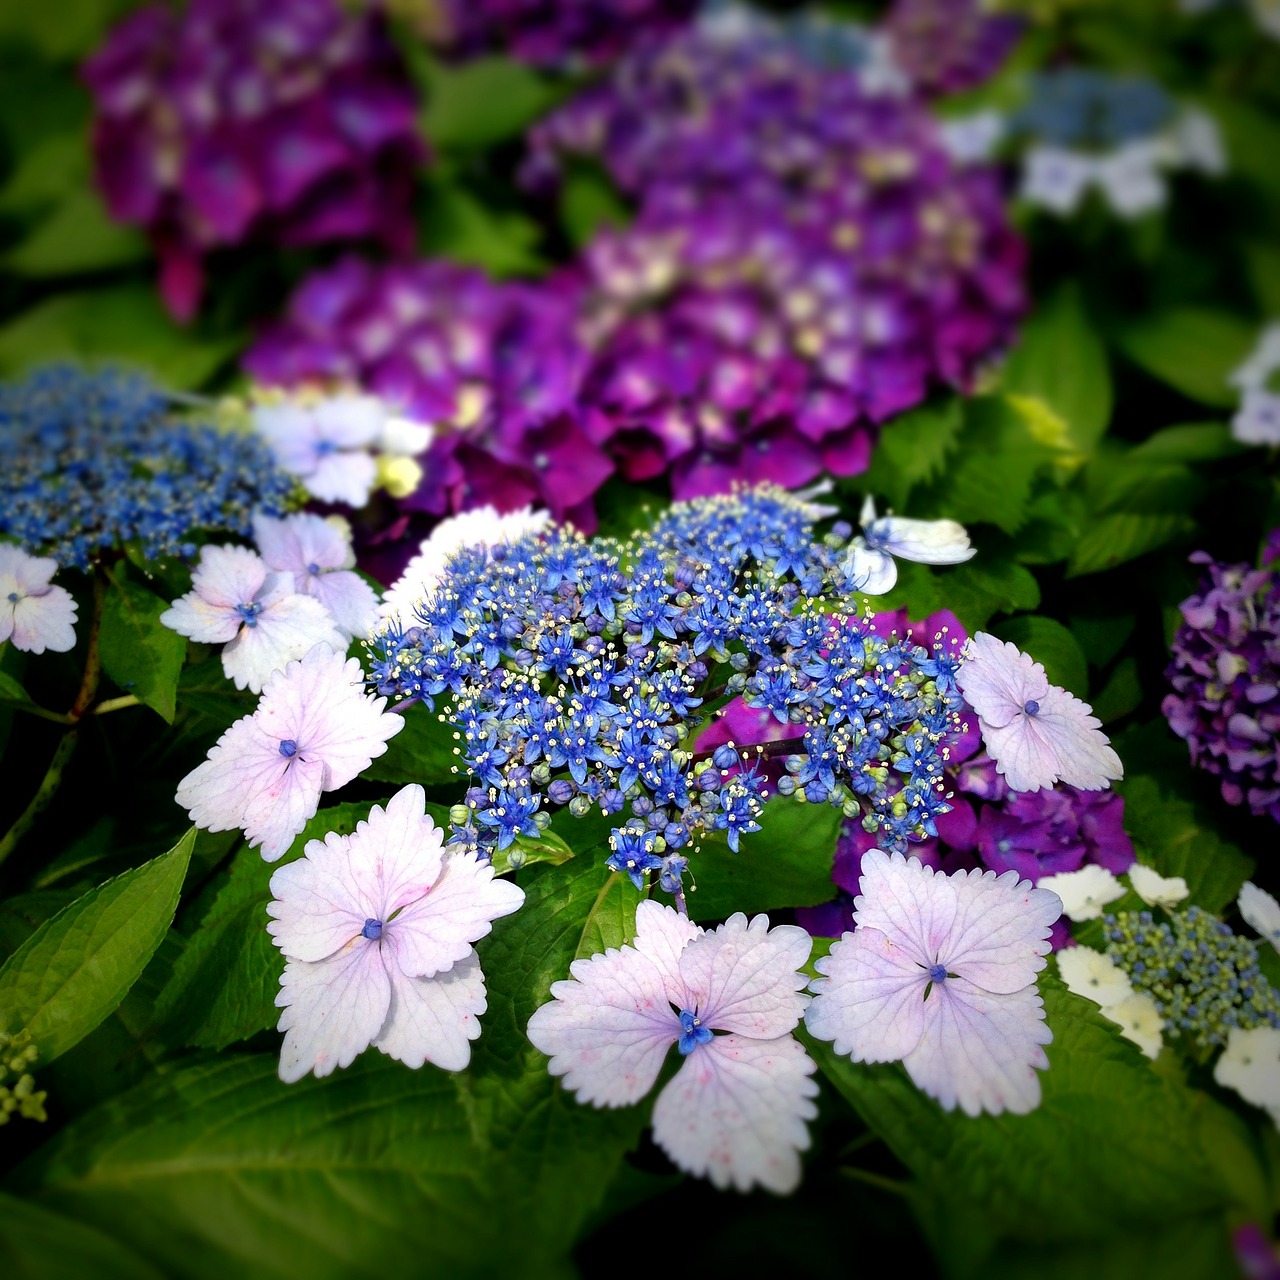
[
  {"left": 367, "top": 486, "right": 965, "bottom": 894},
  {"left": 0, "top": 366, "right": 297, "bottom": 570},
  {"left": 1012, "top": 69, "right": 1175, "bottom": 150},
  {"left": 1104, "top": 906, "right": 1280, "bottom": 1053}
]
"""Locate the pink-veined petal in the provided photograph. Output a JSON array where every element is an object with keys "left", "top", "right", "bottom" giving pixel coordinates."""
[
  {"left": 983, "top": 687, "right": 1122, "bottom": 793},
  {"left": 374, "top": 947, "right": 487, "bottom": 1071},
  {"left": 526, "top": 943, "right": 678, "bottom": 1108},
  {"left": 632, "top": 898, "right": 703, "bottom": 1004},
  {"left": 955, "top": 632, "right": 1048, "bottom": 729},
  {"left": 306, "top": 450, "right": 378, "bottom": 507},
  {"left": 902, "top": 978, "right": 1052, "bottom": 1117},
  {"left": 159, "top": 590, "right": 240, "bottom": 644},
  {"left": 267, "top": 854, "right": 370, "bottom": 963},
  {"left": 942, "top": 867, "right": 1062, "bottom": 994},
  {"left": 851, "top": 849, "right": 957, "bottom": 969},
  {"left": 388, "top": 849, "right": 525, "bottom": 978},
  {"left": 804, "top": 926, "right": 929, "bottom": 1062},
  {"left": 678, "top": 913, "right": 811, "bottom": 1038},
  {"left": 220, "top": 593, "right": 344, "bottom": 693},
  {"left": 243, "top": 755, "right": 326, "bottom": 862},
  {"left": 175, "top": 713, "right": 281, "bottom": 834},
  {"left": 312, "top": 571, "right": 380, "bottom": 640},
  {"left": 10, "top": 585, "right": 78, "bottom": 653},
  {"left": 651, "top": 1033, "right": 818, "bottom": 1194},
  {"left": 190, "top": 544, "right": 269, "bottom": 609},
  {"left": 275, "top": 939, "right": 391, "bottom": 1082}
]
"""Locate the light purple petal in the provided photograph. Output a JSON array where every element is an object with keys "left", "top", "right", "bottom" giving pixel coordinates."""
[
  {"left": 526, "top": 942, "right": 679, "bottom": 1108},
  {"left": 373, "top": 948, "right": 487, "bottom": 1071},
  {"left": 267, "top": 853, "right": 370, "bottom": 964},
  {"left": 220, "top": 593, "right": 345, "bottom": 693},
  {"left": 254, "top": 512, "right": 352, "bottom": 577},
  {"left": 191, "top": 544, "right": 270, "bottom": 609},
  {"left": 847, "top": 545, "right": 898, "bottom": 595},
  {"left": 942, "top": 867, "right": 1062, "bottom": 994},
  {"left": 386, "top": 849, "right": 524, "bottom": 979},
  {"left": 875, "top": 515, "right": 975, "bottom": 565},
  {"left": 902, "top": 979, "right": 1052, "bottom": 1117},
  {"left": 678, "top": 912, "right": 811, "bottom": 1038},
  {"left": 983, "top": 686, "right": 1123, "bottom": 793},
  {"left": 804, "top": 926, "right": 929, "bottom": 1062},
  {"left": 242, "top": 755, "right": 326, "bottom": 862},
  {"left": 312, "top": 571, "right": 380, "bottom": 641},
  {"left": 632, "top": 898, "right": 703, "bottom": 1002},
  {"left": 159, "top": 591, "right": 241, "bottom": 644},
  {"left": 306, "top": 450, "right": 379, "bottom": 507},
  {"left": 175, "top": 713, "right": 280, "bottom": 836},
  {"left": 955, "top": 632, "right": 1048, "bottom": 729},
  {"left": 851, "top": 849, "right": 956, "bottom": 969},
  {"left": 276, "top": 940, "right": 391, "bottom": 1082},
  {"left": 651, "top": 1033, "right": 818, "bottom": 1194},
  {"left": 10, "top": 584, "right": 78, "bottom": 653}
]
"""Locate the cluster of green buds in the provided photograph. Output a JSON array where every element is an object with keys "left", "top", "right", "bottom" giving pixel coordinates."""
[
  {"left": 0, "top": 1028, "right": 47, "bottom": 1126},
  {"left": 1104, "top": 907, "right": 1280, "bottom": 1055}
]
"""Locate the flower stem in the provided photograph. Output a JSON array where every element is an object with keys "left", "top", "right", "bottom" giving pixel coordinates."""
[
  {"left": 91, "top": 695, "right": 140, "bottom": 716},
  {"left": 837, "top": 1166, "right": 913, "bottom": 1199},
  {"left": 0, "top": 732, "right": 79, "bottom": 869}
]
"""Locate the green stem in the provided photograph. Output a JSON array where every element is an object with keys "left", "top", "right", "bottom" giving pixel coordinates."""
[
  {"left": 838, "top": 1166, "right": 913, "bottom": 1199},
  {"left": 91, "top": 694, "right": 140, "bottom": 716},
  {"left": 0, "top": 732, "right": 79, "bottom": 868}
]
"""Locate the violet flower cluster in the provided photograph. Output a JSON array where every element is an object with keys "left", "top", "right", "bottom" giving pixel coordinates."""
[
  {"left": 0, "top": 366, "right": 295, "bottom": 571},
  {"left": 882, "top": 0, "right": 1023, "bottom": 96},
  {"left": 244, "top": 258, "right": 611, "bottom": 528},
  {"left": 1162, "top": 537, "right": 1280, "bottom": 824},
  {"left": 83, "top": 0, "right": 423, "bottom": 320},
  {"left": 365, "top": 487, "right": 966, "bottom": 892}
]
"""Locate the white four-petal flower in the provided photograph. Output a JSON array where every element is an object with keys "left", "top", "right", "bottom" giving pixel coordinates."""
[
  {"left": 1128, "top": 863, "right": 1189, "bottom": 910},
  {"left": 1214, "top": 1026, "right": 1280, "bottom": 1110},
  {"left": 268, "top": 784, "right": 524, "bottom": 1082},
  {"left": 527, "top": 901, "right": 818, "bottom": 1194},
  {"left": 806, "top": 850, "right": 1062, "bottom": 1117},
  {"left": 0, "top": 544, "right": 77, "bottom": 654},
  {"left": 1239, "top": 881, "right": 1280, "bottom": 954},
  {"left": 1037, "top": 865, "right": 1127, "bottom": 922},
  {"left": 844, "top": 496, "right": 975, "bottom": 596}
]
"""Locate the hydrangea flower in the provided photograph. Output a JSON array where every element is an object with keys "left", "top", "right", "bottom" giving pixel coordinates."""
[
  {"left": 253, "top": 513, "right": 379, "bottom": 642},
  {"left": 955, "top": 632, "right": 1123, "bottom": 793},
  {"left": 1162, "top": 539, "right": 1280, "bottom": 823},
  {"left": 1055, "top": 944, "right": 1163, "bottom": 1057},
  {"left": 82, "top": 0, "right": 422, "bottom": 320},
  {"left": 844, "top": 496, "right": 975, "bottom": 595},
  {"left": 0, "top": 366, "right": 294, "bottom": 571},
  {"left": 378, "top": 506, "right": 552, "bottom": 634},
  {"left": 0, "top": 545, "right": 77, "bottom": 655},
  {"left": 1106, "top": 993, "right": 1166, "bottom": 1059},
  {"left": 1214, "top": 1026, "right": 1280, "bottom": 1110},
  {"left": 1037, "top": 865, "right": 1126, "bottom": 921},
  {"left": 806, "top": 850, "right": 1061, "bottom": 1116},
  {"left": 526, "top": 900, "right": 817, "bottom": 1193},
  {"left": 1239, "top": 881, "right": 1280, "bottom": 953},
  {"left": 160, "top": 544, "right": 345, "bottom": 693},
  {"left": 176, "top": 645, "right": 403, "bottom": 859},
  {"left": 268, "top": 785, "right": 524, "bottom": 1081},
  {"left": 881, "top": 0, "right": 1023, "bottom": 96},
  {"left": 1128, "top": 863, "right": 1190, "bottom": 910},
  {"left": 1229, "top": 323, "right": 1280, "bottom": 446},
  {"left": 366, "top": 486, "right": 966, "bottom": 884}
]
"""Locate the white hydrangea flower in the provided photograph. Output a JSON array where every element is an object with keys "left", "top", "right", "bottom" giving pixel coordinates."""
[
  {"left": 1021, "top": 146, "right": 1099, "bottom": 216},
  {"left": 939, "top": 110, "right": 1006, "bottom": 167},
  {"left": 527, "top": 901, "right": 817, "bottom": 1194},
  {"left": 253, "top": 395, "right": 384, "bottom": 507},
  {"left": 844, "top": 495, "right": 974, "bottom": 596},
  {"left": 1095, "top": 140, "right": 1168, "bottom": 218},
  {"left": 1233, "top": 388, "right": 1280, "bottom": 446},
  {"left": 1128, "top": 863, "right": 1190, "bottom": 910},
  {"left": 0, "top": 544, "right": 77, "bottom": 654},
  {"left": 1056, "top": 945, "right": 1133, "bottom": 1009},
  {"left": 269, "top": 785, "right": 523, "bottom": 1081},
  {"left": 1107, "top": 992, "right": 1164, "bottom": 1059},
  {"left": 1037, "top": 865, "right": 1127, "bottom": 922},
  {"left": 1214, "top": 1026, "right": 1280, "bottom": 1108},
  {"left": 1238, "top": 882, "right": 1280, "bottom": 953}
]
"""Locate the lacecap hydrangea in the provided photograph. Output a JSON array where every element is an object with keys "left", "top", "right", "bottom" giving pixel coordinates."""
[
  {"left": 0, "top": 366, "right": 295, "bottom": 571},
  {"left": 366, "top": 486, "right": 966, "bottom": 894}
]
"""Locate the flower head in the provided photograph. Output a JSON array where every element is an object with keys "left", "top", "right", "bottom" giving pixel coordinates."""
[
  {"left": 526, "top": 900, "right": 817, "bottom": 1193},
  {"left": 1214, "top": 1026, "right": 1280, "bottom": 1109},
  {"left": 0, "top": 545, "right": 77, "bottom": 655},
  {"left": 1239, "top": 881, "right": 1280, "bottom": 953},
  {"left": 1107, "top": 992, "right": 1165, "bottom": 1059},
  {"left": 268, "top": 785, "right": 523, "bottom": 1080},
  {"left": 845, "top": 496, "right": 975, "bottom": 595},
  {"left": 176, "top": 645, "right": 404, "bottom": 860},
  {"left": 1038, "top": 865, "right": 1126, "bottom": 921},
  {"left": 161, "top": 544, "right": 345, "bottom": 693},
  {"left": 1056, "top": 944, "right": 1134, "bottom": 1009},
  {"left": 805, "top": 849, "right": 1061, "bottom": 1116},
  {"left": 955, "top": 632, "right": 1123, "bottom": 793},
  {"left": 1128, "top": 863, "right": 1190, "bottom": 910}
]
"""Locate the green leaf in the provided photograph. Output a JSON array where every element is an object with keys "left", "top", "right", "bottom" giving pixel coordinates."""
[
  {"left": 0, "top": 669, "right": 41, "bottom": 715},
  {"left": 812, "top": 979, "right": 1267, "bottom": 1253},
  {"left": 1127, "top": 423, "right": 1247, "bottom": 464},
  {"left": 492, "top": 828, "right": 575, "bottom": 875},
  {"left": 175, "top": 657, "right": 257, "bottom": 729},
  {"left": 1067, "top": 513, "right": 1195, "bottom": 578},
  {"left": 419, "top": 55, "right": 563, "bottom": 150},
  {"left": 1083, "top": 454, "right": 1205, "bottom": 517},
  {"left": 0, "top": 1191, "right": 167, "bottom": 1280},
  {"left": 98, "top": 565, "right": 186, "bottom": 723},
  {"left": 0, "top": 828, "right": 194, "bottom": 1062},
  {"left": 362, "top": 702, "right": 460, "bottom": 787},
  {"left": 1001, "top": 282, "right": 1112, "bottom": 458},
  {"left": 418, "top": 182, "right": 545, "bottom": 277},
  {"left": 0, "top": 0, "right": 133, "bottom": 60},
  {"left": 991, "top": 616, "right": 1088, "bottom": 698},
  {"left": 686, "top": 794, "right": 841, "bottom": 923},
  {"left": 2, "top": 187, "right": 148, "bottom": 276},
  {"left": 1090, "top": 656, "right": 1143, "bottom": 724},
  {"left": 0, "top": 285, "right": 238, "bottom": 389},
  {"left": 1243, "top": 237, "right": 1280, "bottom": 315},
  {"left": 862, "top": 399, "right": 964, "bottom": 511},
  {"left": 154, "top": 804, "right": 372, "bottom": 1051},
  {"left": 1114, "top": 308, "right": 1255, "bottom": 407},
  {"left": 1114, "top": 775, "right": 1254, "bottom": 913},
  {"left": 559, "top": 164, "right": 631, "bottom": 248}
]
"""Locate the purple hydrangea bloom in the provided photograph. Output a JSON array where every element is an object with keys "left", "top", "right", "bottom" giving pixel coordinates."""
[
  {"left": 882, "top": 0, "right": 1023, "bottom": 97},
  {"left": 1162, "top": 539, "right": 1280, "bottom": 824},
  {"left": 525, "top": 24, "right": 1025, "bottom": 497},
  {"left": 83, "top": 0, "right": 423, "bottom": 320},
  {"left": 430, "top": 0, "right": 696, "bottom": 67}
]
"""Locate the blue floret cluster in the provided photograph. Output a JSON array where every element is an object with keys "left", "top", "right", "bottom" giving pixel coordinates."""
[
  {"left": 367, "top": 486, "right": 966, "bottom": 893},
  {"left": 0, "top": 365, "right": 296, "bottom": 570}
]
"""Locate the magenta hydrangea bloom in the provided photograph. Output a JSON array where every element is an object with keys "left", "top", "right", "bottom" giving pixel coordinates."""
[
  {"left": 268, "top": 784, "right": 524, "bottom": 1081},
  {"left": 1162, "top": 538, "right": 1280, "bottom": 823},
  {"left": 176, "top": 645, "right": 404, "bottom": 860},
  {"left": 882, "top": 0, "right": 1023, "bottom": 97},
  {"left": 806, "top": 850, "right": 1061, "bottom": 1116},
  {"left": 523, "top": 23, "right": 1025, "bottom": 499},
  {"left": 527, "top": 900, "right": 817, "bottom": 1194},
  {"left": 82, "top": 0, "right": 423, "bottom": 320}
]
